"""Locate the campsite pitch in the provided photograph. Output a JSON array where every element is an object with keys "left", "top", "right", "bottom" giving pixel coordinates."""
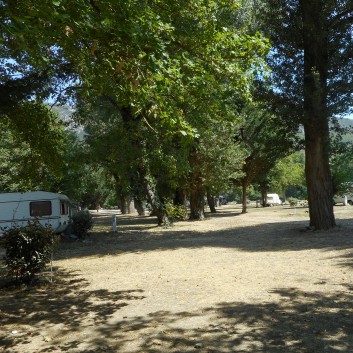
[{"left": 1, "top": 204, "right": 353, "bottom": 353}]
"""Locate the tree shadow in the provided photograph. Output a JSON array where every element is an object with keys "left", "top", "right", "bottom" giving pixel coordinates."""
[
  {"left": 2, "top": 205, "right": 353, "bottom": 352},
  {"left": 93, "top": 212, "right": 158, "bottom": 227},
  {"left": 0, "top": 269, "right": 145, "bottom": 353},
  {"left": 4, "top": 280, "right": 353, "bottom": 352},
  {"left": 334, "top": 250, "right": 353, "bottom": 271},
  {"left": 54, "top": 213, "right": 353, "bottom": 261},
  {"left": 21, "top": 287, "right": 351, "bottom": 353},
  {"left": 92, "top": 288, "right": 353, "bottom": 353}
]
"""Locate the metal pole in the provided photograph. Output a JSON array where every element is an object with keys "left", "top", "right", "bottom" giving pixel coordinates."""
[{"left": 112, "top": 214, "right": 117, "bottom": 232}]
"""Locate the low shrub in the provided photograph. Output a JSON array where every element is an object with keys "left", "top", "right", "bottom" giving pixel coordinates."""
[
  {"left": 165, "top": 202, "right": 188, "bottom": 223},
  {"left": 3, "top": 221, "right": 57, "bottom": 283},
  {"left": 287, "top": 198, "right": 309, "bottom": 207},
  {"left": 298, "top": 199, "right": 309, "bottom": 207},
  {"left": 71, "top": 210, "right": 93, "bottom": 238},
  {"left": 288, "top": 197, "right": 298, "bottom": 207}
]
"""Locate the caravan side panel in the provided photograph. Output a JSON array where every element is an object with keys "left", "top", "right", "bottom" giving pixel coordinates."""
[
  {"left": 0, "top": 200, "right": 32, "bottom": 231},
  {"left": 0, "top": 192, "right": 71, "bottom": 234}
]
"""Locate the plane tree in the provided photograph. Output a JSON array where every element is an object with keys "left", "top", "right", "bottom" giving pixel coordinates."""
[
  {"left": 186, "top": 116, "right": 247, "bottom": 218},
  {"left": 1, "top": 1, "right": 270, "bottom": 224},
  {"left": 265, "top": 152, "right": 306, "bottom": 201},
  {"left": 0, "top": 106, "right": 68, "bottom": 191},
  {"left": 74, "top": 95, "right": 192, "bottom": 224},
  {"left": 236, "top": 104, "right": 298, "bottom": 213},
  {"left": 1, "top": 0, "right": 268, "bottom": 129}
]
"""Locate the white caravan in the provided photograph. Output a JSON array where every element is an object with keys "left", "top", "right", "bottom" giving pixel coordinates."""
[
  {"left": 0, "top": 191, "right": 71, "bottom": 235},
  {"left": 333, "top": 182, "right": 353, "bottom": 206},
  {"left": 333, "top": 193, "right": 353, "bottom": 206},
  {"left": 266, "top": 193, "right": 282, "bottom": 206}
]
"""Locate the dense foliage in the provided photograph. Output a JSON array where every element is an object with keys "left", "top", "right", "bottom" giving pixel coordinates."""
[
  {"left": 0, "top": 108, "right": 68, "bottom": 191},
  {"left": 71, "top": 210, "right": 94, "bottom": 238},
  {"left": 252, "top": 0, "right": 353, "bottom": 229},
  {"left": 3, "top": 221, "right": 57, "bottom": 283},
  {"left": 1, "top": 1, "right": 353, "bottom": 229}
]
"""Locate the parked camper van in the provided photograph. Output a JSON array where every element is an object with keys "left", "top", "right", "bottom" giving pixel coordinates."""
[
  {"left": 333, "top": 182, "right": 353, "bottom": 206},
  {"left": 266, "top": 193, "right": 282, "bottom": 206},
  {"left": 333, "top": 193, "right": 353, "bottom": 206},
  {"left": 0, "top": 191, "right": 71, "bottom": 235}
]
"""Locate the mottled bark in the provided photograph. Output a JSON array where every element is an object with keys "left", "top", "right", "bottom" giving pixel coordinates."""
[
  {"left": 143, "top": 178, "right": 169, "bottom": 225},
  {"left": 127, "top": 196, "right": 133, "bottom": 214},
  {"left": 260, "top": 191, "right": 266, "bottom": 207},
  {"left": 120, "top": 106, "right": 168, "bottom": 225},
  {"left": 119, "top": 194, "right": 128, "bottom": 214},
  {"left": 134, "top": 198, "right": 145, "bottom": 216},
  {"left": 206, "top": 191, "right": 217, "bottom": 213},
  {"left": 189, "top": 184, "right": 205, "bottom": 220}
]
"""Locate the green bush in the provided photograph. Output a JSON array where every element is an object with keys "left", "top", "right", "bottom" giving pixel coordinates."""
[
  {"left": 165, "top": 202, "right": 188, "bottom": 222},
  {"left": 287, "top": 198, "right": 308, "bottom": 207},
  {"left": 71, "top": 210, "right": 93, "bottom": 238},
  {"left": 288, "top": 197, "right": 298, "bottom": 206},
  {"left": 3, "top": 221, "right": 57, "bottom": 283},
  {"left": 298, "top": 199, "right": 309, "bottom": 207}
]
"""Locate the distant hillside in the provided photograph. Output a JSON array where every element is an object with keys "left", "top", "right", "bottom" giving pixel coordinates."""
[
  {"left": 51, "top": 106, "right": 353, "bottom": 143},
  {"left": 52, "top": 105, "right": 76, "bottom": 123},
  {"left": 51, "top": 105, "right": 85, "bottom": 138},
  {"left": 337, "top": 117, "right": 353, "bottom": 128},
  {"left": 335, "top": 117, "right": 353, "bottom": 143}
]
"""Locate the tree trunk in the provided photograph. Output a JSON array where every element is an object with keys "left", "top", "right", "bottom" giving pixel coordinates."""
[
  {"left": 173, "top": 188, "right": 188, "bottom": 217},
  {"left": 189, "top": 148, "right": 205, "bottom": 220},
  {"left": 174, "top": 188, "right": 186, "bottom": 207},
  {"left": 241, "top": 179, "right": 248, "bottom": 214},
  {"left": 113, "top": 174, "right": 128, "bottom": 214},
  {"left": 143, "top": 176, "right": 169, "bottom": 225},
  {"left": 127, "top": 195, "right": 132, "bottom": 214},
  {"left": 120, "top": 106, "right": 169, "bottom": 225},
  {"left": 134, "top": 198, "right": 145, "bottom": 216},
  {"left": 261, "top": 191, "right": 266, "bottom": 207},
  {"left": 189, "top": 184, "right": 205, "bottom": 219},
  {"left": 259, "top": 183, "right": 267, "bottom": 207},
  {"left": 302, "top": 0, "right": 335, "bottom": 229},
  {"left": 206, "top": 191, "right": 217, "bottom": 213},
  {"left": 119, "top": 194, "right": 128, "bottom": 214}
]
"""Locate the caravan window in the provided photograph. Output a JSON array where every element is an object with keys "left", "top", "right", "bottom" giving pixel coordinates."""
[
  {"left": 60, "top": 201, "right": 68, "bottom": 215},
  {"left": 30, "top": 201, "right": 52, "bottom": 216}
]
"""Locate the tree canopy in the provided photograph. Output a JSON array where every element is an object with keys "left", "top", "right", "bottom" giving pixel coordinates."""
[
  {"left": 1, "top": 1, "right": 353, "bottom": 229},
  {"left": 1, "top": 0, "right": 269, "bottom": 131},
  {"left": 252, "top": 0, "right": 353, "bottom": 229}
]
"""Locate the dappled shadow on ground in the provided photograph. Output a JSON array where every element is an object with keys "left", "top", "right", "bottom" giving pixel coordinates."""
[
  {"left": 202, "top": 208, "right": 245, "bottom": 219},
  {"left": 2, "top": 206, "right": 353, "bottom": 352},
  {"left": 335, "top": 251, "right": 353, "bottom": 270},
  {"left": 0, "top": 269, "right": 145, "bottom": 353},
  {"left": 17, "top": 287, "right": 353, "bottom": 353},
  {"left": 55, "top": 213, "right": 353, "bottom": 261},
  {"left": 3, "top": 280, "right": 353, "bottom": 352},
  {"left": 91, "top": 205, "right": 249, "bottom": 231},
  {"left": 91, "top": 288, "right": 353, "bottom": 353},
  {"left": 92, "top": 212, "right": 159, "bottom": 232}
]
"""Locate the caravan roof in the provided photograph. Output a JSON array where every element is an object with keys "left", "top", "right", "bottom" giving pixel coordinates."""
[{"left": 0, "top": 191, "right": 70, "bottom": 203}]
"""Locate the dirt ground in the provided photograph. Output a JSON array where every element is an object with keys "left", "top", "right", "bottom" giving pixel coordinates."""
[{"left": 1, "top": 203, "right": 353, "bottom": 353}]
